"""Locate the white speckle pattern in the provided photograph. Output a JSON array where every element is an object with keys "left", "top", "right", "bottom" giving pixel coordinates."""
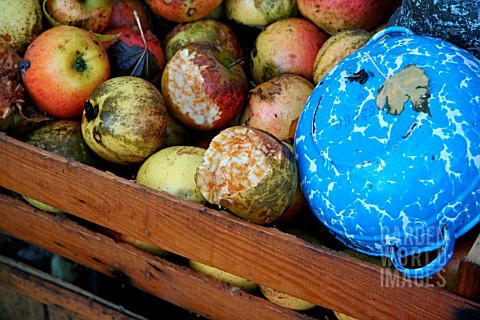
[{"left": 295, "top": 27, "right": 480, "bottom": 276}]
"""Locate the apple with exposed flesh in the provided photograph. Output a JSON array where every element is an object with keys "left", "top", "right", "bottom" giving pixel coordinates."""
[
  {"left": 195, "top": 126, "right": 298, "bottom": 224},
  {"left": 312, "top": 29, "right": 371, "bottom": 84},
  {"left": 239, "top": 73, "right": 314, "bottom": 140},
  {"left": 224, "top": 0, "right": 298, "bottom": 27},
  {"left": 146, "top": 0, "right": 222, "bottom": 23},
  {"left": 297, "top": 0, "right": 388, "bottom": 35},
  {"left": 163, "top": 19, "right": 243, "bottom": 63},
  {"left": 21, "top": 26, "right": 110, "bottom": 119},
  {"left": 0, "top": 0, "right": 44, "bottom": 54},
  {"left": 249, "top": 17, "right": 328, "bottom": 85},
  {"left": 161, "top": 41, "right": 248, "bottom": 132},
  {"left": 107, "top": 0, "right": 152, "bottom": 30},
  {"left": 45, "top": 0, "right": 115, "bottom": 33},
  {"left": 103, "top": 26, "right": 166, "bottom": 84}
]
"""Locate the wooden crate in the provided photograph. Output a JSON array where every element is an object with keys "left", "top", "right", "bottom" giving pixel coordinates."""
[{"left": 1, "top": 132, "right": 479, "bottom": 320}]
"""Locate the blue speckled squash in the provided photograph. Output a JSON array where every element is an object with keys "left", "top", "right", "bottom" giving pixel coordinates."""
[{"left": 295, "top": 27, "right": 480, "bottom": 278}]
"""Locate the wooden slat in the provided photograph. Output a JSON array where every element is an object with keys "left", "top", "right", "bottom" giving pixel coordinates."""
[
  {"left": 1, "top": 133, "right": 479, "bottom": 320},
  {"left": 0, "top": 255, "right": 146, "bottom": 320},
  {"left": 455, "top": 233, "right": 480, "bottom": 302},
  {"left": 0, "top": 193, "right": 315, "bottom": 320}
]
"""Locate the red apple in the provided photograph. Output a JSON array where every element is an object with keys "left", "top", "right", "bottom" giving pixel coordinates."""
[
  {"left": 161, "top": 41, "right": 248, "bottom": 131},
  {"left": 163, "top": 19, "right": 244, "bottom": 63},
  {"left": 45, "top": 0, "right": 115, "bottom": 33},
  {"left": 103, "top": 26, "right": 166, "bottom": 84},
  {"left": 21, "top": 26, "right": 110, "bottom": 119},
  {"left": 224, "top": 0, "right": 298, "bottom": 27},
  {"left": 146, "top": 0, "right": 222, "bottom": 23},
  {"left": 249, "top": 17, "right": 329, "bottom": 85},
  {"left": 107, "top": 0, "right": 152, "bottom": 30},
  {"left": 297, "top": 0, "right": 388, "bottom": 35},
  {"left": 239, "top": 73, "right": 314, "bottom": 140}
]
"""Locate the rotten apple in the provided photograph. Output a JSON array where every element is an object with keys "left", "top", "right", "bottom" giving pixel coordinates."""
[
  {"left": 161, "top": 41, "right": 248, "bottom": 131},
  {"left": 45, "top": 0, "right": 115, "bottom": 33},
  {"left": 163, "top": 19, "right": 244, "bottom": 63},
  {"left": 195, "top": 126, "right": 298, "bottom": 224},
  {"left": 146, "top": 0, "right": 222, "bottom": 23},
  {"left": 107, "top": 0, "right": 152, "bottom": 30}
]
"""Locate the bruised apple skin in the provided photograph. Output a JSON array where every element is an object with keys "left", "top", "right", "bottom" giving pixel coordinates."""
[
  {"left": 161, "top": 41, "right": 248, "bottom": 132},
  {"left": 163, "top": 19, "right": 244, "bottom": 63},
  {"left": 239, "top": 73, "right": 314, "bottom": 141},
  {"left": 195, "top": 126, "right": 298, "bottom": 225},
  {"left": 45, "top": 0, "right": 114, "bottom": 34},
  {"left": 249, "top": 17, "right": 328, "bottom": 85},
  {"left": 297, "top": 0, "right": 388, "bottom": 35},
  {"left": 146, "top": 0, "right": 222, "bottom": 23},
  {"left": 81, "top": 76, "right": 168, "bottom": 165},
  {"left": 224, "top": 0, "right": 298, "bottom": 27},
  {"left": 0, "top": 0, "right": 43, "bottom": 54}
]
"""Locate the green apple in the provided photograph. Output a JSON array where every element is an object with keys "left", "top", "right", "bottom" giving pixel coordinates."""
[
  {"left": 225, "top": 0, "right": 298, "bottom": 27},
  {"left": 136, "top": 146, "right": 207, "bottom": 204},
  {"left": 21, "top": 25, "right": 110, "bottom": 119},
  {"left": 189, "top": 259, "right": 259, "bottom": 293},
  {"left": 163, "top": 19, "right": 243, "bottom": 62},
  {"left": 0, "top": 0, "right": 43, "bottom": 53},
  {"left": 259, "top": 284, "right": 316, "bottom": 311},
  {"left": 81, "top": 76, "right": 168, "bottom": 165},
  {"left": 45, "top": 0, "right": 114, "bottom": 33}
]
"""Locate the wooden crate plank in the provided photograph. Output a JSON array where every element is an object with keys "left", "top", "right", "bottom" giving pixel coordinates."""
[
  {"left": 455, "top": 233, "right": 480, "bottom": 302},
  {"left": 0, "top": 255, "right": 146, "bottom": 320},
  {"left": 0, "top": 194, "right": 316, "bottom": 320},
  {"left": 0, "top": 284, "right": 46, "bottom": 320},
  {"left": 1, "top": 133, "right": 480, "bottom": 320}
]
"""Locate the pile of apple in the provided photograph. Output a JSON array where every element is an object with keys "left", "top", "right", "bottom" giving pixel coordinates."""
[{"left": 0, "top": 0, "right": 403, "bottom": 315}]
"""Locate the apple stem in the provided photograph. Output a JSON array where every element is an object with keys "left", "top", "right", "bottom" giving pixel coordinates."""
[
  {"left": 226, "top": 59, "right": 244, "bottom": 69},
  {"left": 131, "top": 8, "right": 148, "bottom": 76}
]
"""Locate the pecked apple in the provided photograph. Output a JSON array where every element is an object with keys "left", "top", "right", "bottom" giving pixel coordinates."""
[
  {"left": 239, "top": 73, "right": 314, "bottom": 141},
  {"left": 195, "top": 126, "right": 298, "bottom": 224},
  {"left": 161, "top": 41, "right": 248, "bottom": 132},
  {"left": 163, "top": 19, "right": 244, "bottom": 63},
  {"left": 146, "top": 0, "right": 222, "bottom": 23},
  {"left": 21, "top": 25, "right": 110, "bottom": 119},
  {"left": 249, "top": 17, "right": 328, "bottom": 85},
  {"left": 297, "top": 0, "right": 388, "bottom": 35},
  {"left": 224, "top": 0, "right": 298, "bottom": 27},
  {"left": 45, "top": 0, "right": 115, "bottom": 33}
]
